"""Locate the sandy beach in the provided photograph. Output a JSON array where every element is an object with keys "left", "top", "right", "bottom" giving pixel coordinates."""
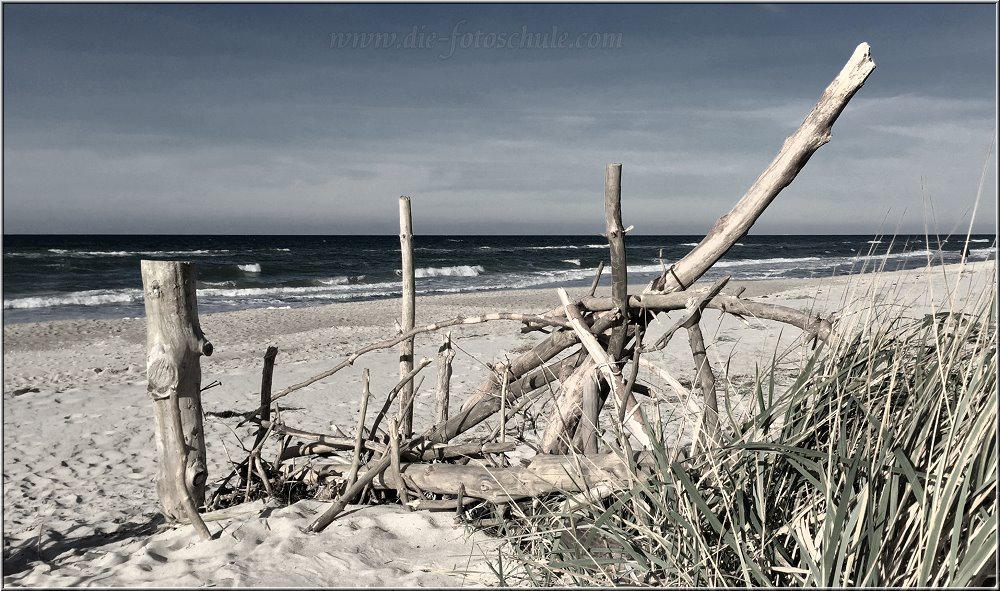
[{"left": 3, "top": 260, "right": 994, "bottom": 586}]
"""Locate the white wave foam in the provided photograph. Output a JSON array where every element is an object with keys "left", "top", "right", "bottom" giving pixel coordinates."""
[
  {"left": 317, "top": 277, "right": 350, "bottom": 286},
  {"left": 713, "top": 256, "right": 822, "bottom": 267},
  {"left": 4, "top": 289, "right": 143, "bottom": 310},
  {"left": 969, "top": 239, "right": 992, "bottom": 243},
  {"left": 238, "top": 263, "right": 262, "bottom": 273},
  {"left": 199, "top": 281, "right": 399, "bottom": 299},
  {"left": 851, "top": 249, "right": 934, "bottom": 262},
  {"left": 413, "top": 265, "right": 484, "bottom": 278},
  {"left": 680, "top": 242, "right": 699, "bottom": 247},
  {"left": 867, "top": 240, "right": 882, "bottom": 244},
  {"left": 969, "top": 247, "right": 997, "bottom": 258},
  {"left": 562, "top": 259, "right": 581, "bottom": 266},
  {"left": 46, "top": 248, "right": 229, "bottom": 257},
  {"left": 138, "top": 250, "right": 228, "bottom": 256},
  {"left": 627, "top": 264, "right": 668, "bottom": 274},
  {"left": 518, "top": 245, "right": 606, "bottom": 251}
]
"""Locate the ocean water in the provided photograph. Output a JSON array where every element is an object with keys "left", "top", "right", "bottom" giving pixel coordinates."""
[{"left": 2, "top": 234, "right": 995, "bottom": 325}]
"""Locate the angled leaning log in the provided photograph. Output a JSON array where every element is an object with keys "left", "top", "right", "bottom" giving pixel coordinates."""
[
  {"left": 445, "top": 43, "right": 874, "bottom": 458},
  {"left": 648, "top": 42, "right": 876, "bottom": 293},
  {"left": 141, "top": 260, "right": 213, "bottom": 540}
]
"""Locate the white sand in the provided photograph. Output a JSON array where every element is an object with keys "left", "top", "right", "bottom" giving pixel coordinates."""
[{"left": 3, "top": 261, "right": 993, "bottom": 586}]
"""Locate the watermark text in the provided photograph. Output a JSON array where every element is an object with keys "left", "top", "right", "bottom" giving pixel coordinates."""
[{"left": 329, "top": 21, "right": 623, "bottom": 59}]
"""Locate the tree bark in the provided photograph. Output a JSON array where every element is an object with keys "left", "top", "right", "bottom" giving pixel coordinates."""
[
  {"left": 647, "top": 43, "right": 876, "bottom": 293},
  {"left": 141, "top": 260, "right": 212, "bottom": 539}
]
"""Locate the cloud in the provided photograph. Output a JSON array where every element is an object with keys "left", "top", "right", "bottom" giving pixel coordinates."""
[{"left": 2, "top": 4, "right": 995, "bottom": 235}]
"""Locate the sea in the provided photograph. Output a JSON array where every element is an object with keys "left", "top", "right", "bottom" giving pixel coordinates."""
[{"left": 2, "top": 234, "right": 996, "bottom": 325}]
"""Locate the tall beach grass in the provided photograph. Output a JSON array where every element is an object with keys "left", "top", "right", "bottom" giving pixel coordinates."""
[{"left": 484, "top": 259, "right": 997, "bottom": 587}]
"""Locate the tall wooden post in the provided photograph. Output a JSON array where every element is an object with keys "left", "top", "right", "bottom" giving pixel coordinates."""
[
  {"left": 141, "top": 260, "right": 212, "bottom": 539},
  {"left": 604, "top": 163, "right": 629, "bottom": 361},
  {"left": 398, "top": 196, "right": 416, "bottom": 438}
]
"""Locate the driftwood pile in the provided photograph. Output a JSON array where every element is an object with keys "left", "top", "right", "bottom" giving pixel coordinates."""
[{"left": 142, "top": 44, "right": 875, "bottom": 539}]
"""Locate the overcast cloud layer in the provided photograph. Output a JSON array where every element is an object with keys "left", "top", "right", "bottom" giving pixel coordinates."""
[{"left": 2, "top": 3, "right": 996, "bottom": 235}]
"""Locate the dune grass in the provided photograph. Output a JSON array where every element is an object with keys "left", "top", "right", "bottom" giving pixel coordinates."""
[{"left": 484, "top": 262, "right": 997, "bottom": 587}]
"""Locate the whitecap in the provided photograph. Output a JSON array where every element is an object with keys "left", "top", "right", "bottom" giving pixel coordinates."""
[
  {"left": 3, "top": 289, "right": 143, "bottom": 310},
  {"left": 413, "top": 265, "right": 484, "bottom": 278}
]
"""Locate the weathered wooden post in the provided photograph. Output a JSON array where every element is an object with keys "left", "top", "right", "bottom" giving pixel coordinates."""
[
  {"left": 141, "top": 260, "right": 213, "bottom": 539},
  {"left": 435, "top": 332, "right": 454, "bottom": 425},
  {"left": 398, "top": 195, "right": 416, "bottom": 438},
  {"left": 580, "top": 370, "right": 601, "bottom": 454}
]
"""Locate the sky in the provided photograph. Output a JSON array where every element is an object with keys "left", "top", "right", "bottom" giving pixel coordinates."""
[{"left": 2, "top": 2, "right": 996, "bottom": 235}]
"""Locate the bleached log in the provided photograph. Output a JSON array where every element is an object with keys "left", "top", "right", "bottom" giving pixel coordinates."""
[
  {"left": 557, "top": 288, "right": 651, "bottom": 449},
  {"left": 399, "top": 196, "right": 416, "bottom": 438},
  {"left": 580, "top": 370, "right": 601, "bottom": 454},
  {"left": 538, "top": 358, "right": 598, "bottom": 454},
  {"left": 140, "top": 260, "right": 212, "bottom": 540},
  {"left": 581, "top": 291, "right": 833, "bottom": 343},
  {"left": 377, "top": 452, "right": 652, "bottom": 503},
  {"left": 647, "top": 43, "right": 876, "bottom": 294},
  {"left": 308, "top": 352, "right": 587, "bottom": 532}
]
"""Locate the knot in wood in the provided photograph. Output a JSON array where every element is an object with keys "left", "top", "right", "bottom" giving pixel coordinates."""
[
  {"left": 147, "top": 358, "right": 177, "bottom": 396},
  {"left": 148, "top": 281, "right": 162, "bottom": 299}
]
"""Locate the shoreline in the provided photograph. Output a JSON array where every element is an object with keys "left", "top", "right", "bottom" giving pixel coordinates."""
[{"left": 3, "top": 260, "right": 994, "bottom": 586}]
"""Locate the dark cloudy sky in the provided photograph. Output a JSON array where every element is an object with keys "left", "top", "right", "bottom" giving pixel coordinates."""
[{"left": 2, "top": 2, "right": 996, "bottom": 235}]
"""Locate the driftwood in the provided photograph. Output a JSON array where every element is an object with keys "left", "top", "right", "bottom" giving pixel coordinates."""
[
  {"left": 269, "top": 312, "right": 572, "bottom": 404},
  {"left": 581, "top": 291, "right": 833, "bottom": 344},
  {"left": 647, "top": 42, "right": 876, "bottom": 293},
  {"left": 196, "top": 43, "right": 876, "bottom": 537},
  {"left": 344, "top": 368, "right": 371, "bottom": 489},
  {"left": 141, "top": 260, "right": 213, "bottom": 540},
  {"left": 377, "top": 452, "right": 648, "bottom": 503},
  {"left": 435, "top": 333, "right": 454, "bottom": 425},
  {"left": 398, "top": 196, "right": 416, "bottom": 438}
]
